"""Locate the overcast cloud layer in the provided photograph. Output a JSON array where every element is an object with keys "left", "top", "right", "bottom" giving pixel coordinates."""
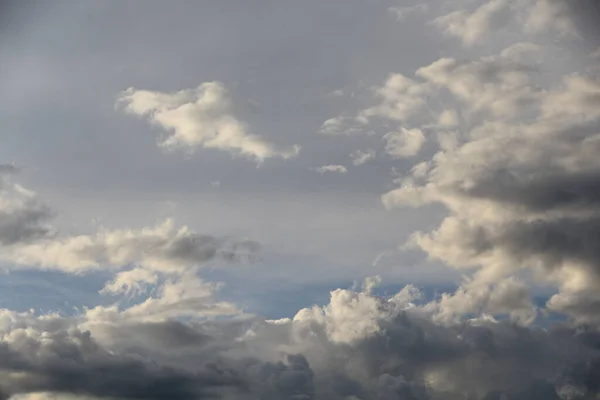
[{"left": 3, "top": 0, "right": 600, "bottom": 399}]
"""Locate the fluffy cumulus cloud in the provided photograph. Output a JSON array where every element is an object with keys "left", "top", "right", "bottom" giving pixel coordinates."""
[
  {"left": 383, "top": 128, "right": 426, "bottom": 158},
  {"left": 434, "top": 0, "right": 511, "bottom": 46},
  {"left": 0, "top": 172, "right": 258, "bottom": 326},
  {"left": 2, "top": 218, "right": 259, "bottom": 275},
  {"left": 525, "top": 0, "right": 577, "bottom": 35},
  {"left": 116, "top": 82, "right": 300, "bottom": 162},
  {"left": 360, "top": 74, "right": 431, "bottom": 123},
  {"left": 380, "top": 0, "right": 600, "bottom": 330}
]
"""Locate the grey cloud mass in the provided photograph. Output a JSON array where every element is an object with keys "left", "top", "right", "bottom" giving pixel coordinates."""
[
  {"left": 0, "top": 169, "right": 54, "bottom": 246},
  {"left": 0, "top": 286, "right": 598, "bottom": 399}
]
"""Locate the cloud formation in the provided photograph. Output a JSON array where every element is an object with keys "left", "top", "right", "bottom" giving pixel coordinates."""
[
  {"left": 0, "top": 168, "right": 54, "bottom": 246},
  {"left": 314, "top": 165, "right": 348, "bottom": 174},
  {"left": 0, "top": 218, "right": 258, "bottom": 276},
  {"left": 116, "top": 82, "right": 300, "bottom": 162},
  {"left": 0, "top": 283, "right": 598, "bottom": 400},
  {"left": 383, "top": 128, "right": 426, "bottom": 158},
  {"left": 0, "top": 173, "right": 259, "bottom": 326},
  {"left": 378, "top": 0, "right": 600, "bottom": 329},
  {"left": 349, "top": 149, "right": 375, "bottom": 166},
  {"left": 434, "top": 0, "right": 511, "bottom": 46}
]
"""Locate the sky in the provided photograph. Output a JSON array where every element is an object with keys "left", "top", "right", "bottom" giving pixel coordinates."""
[{"left": 1, "top": 0, "right": 600, "bottom": 399}]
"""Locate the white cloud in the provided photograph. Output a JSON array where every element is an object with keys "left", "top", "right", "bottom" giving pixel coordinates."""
[
  {"left": 380, "top": 40, "right": 600, "bottom": 327},
  {"left": 434, "top": 0, "right": 510, "bottom": 46},
  {"left": 431, "top": 277, "right": 537, "bottom": 326},
  {"left": 437, "top": 109, "right": 459, "bottom": 128},
  {"left": 100, "top": 268, "right": 159, "bottom": 298},
  {"left": 293, "top": 287, "right": 392, "bottom": 344},
  {"left": 2, "top": 218, "right": 257, "bottom": 274},
  {"left": 525, "top": 0, "right": 576, "bottom": 35},
  {"left": 95, "top": 273, "right": 240, "bottom": 323},
  {"left": 349, "top": 149, "right": 376, "bottom": 166},
  {"left": 383, "top": 127, "right": 426, "bottom": 158},
  {"left": 314, "top": 165, "right": 348, "bottom": 174},
  {"left": 116, "top": 82, "right": 300, "bottom": 162},
  {"left": 321, "top": 73, "right": 431, "bottom": 138},
  {"left": 360, "top": 73, "right": 430, "bottom": 122},
  {"left": 415, "top": 54, "right": 538, "bottom": 119},
  {"left": 319, "top": 115, "right": 367, "bottom": 135}
]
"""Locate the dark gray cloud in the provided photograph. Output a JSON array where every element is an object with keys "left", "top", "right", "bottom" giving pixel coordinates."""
[
  {"left": 0, "top": 166, "right": 54, "bottom": 246},
  {"left": 241, "top": 354, "right": 316, "bottom": 400},
  {"left": 0, "top": 329, "right": 245, "bottom": 400},
  {"left": 0, "top": 201, "right": 54, "bottom": 246},
  {"left": 461, "top": 169, "right": 600, "bottom": 213}
]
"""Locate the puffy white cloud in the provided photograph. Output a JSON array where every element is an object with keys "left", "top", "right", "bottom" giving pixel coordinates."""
[
  {"left": 349, "top": 149, "right": 375, "bottom": 166},
  {"left": 434, "top": 0, "right": 511, "bottom": 46},
  {"left": 99, "top": 268, "right": 159, "bottom": 297},
  {"left": 116, "top": 82, "right": 300, "bottom": 162},
  {"left": 314, "top": 165, "right": 348, "bottom": 174},
  {"left": 87, "top": 273, "right": 240, "bottom": 324},
  {"left": 0, "top": 173, "right": 258, "bottom": 328},
  {"left": 436, "top": 109, "right": 459, "bottom": 128},
  {"left": 547, "top": 290, "right": 600, "bottom": 326},
  {"left": 525, "top": 0, "right": 576, "bottom": 35},
  {"left": 431, "top": 277, "right": 537, "bottom": 326},
  {"left": 320, "top": 72, "right": 432, "bottom": 140},
  {"left": 1, "top": 218, "right": 258, "bottom": 275},
  {"left": 379, "top": 33, "right": 600, "bottom": 328},
  {"left": 414, "top": 54, "right": 538, "bottom": 119},
  {"left": 293, "top": 288, "right": 387, "bottom": 344},
  {"left": 383, "top": 127, "right": 426, "bottom": 158},
  {"left": 360, "top": 74, "right": 431, "bottom": 122}
]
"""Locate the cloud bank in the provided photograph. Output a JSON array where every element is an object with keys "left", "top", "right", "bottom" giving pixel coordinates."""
[{"left": 0, "top": 282, "right": 599, "bottom": 400}]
